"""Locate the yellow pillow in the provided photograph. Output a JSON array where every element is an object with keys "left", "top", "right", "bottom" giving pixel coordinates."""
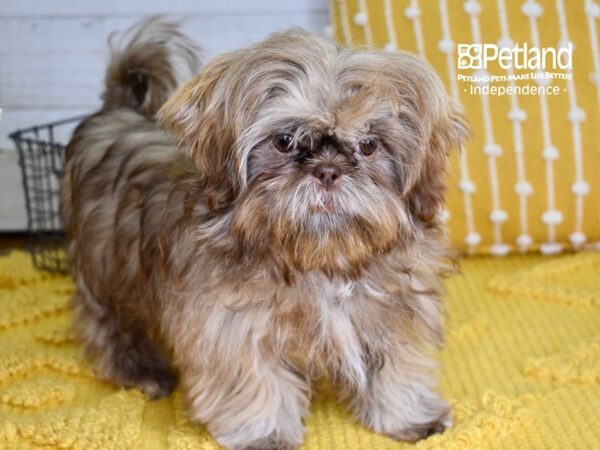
[{"left": 330, "top": 0, "right": 600, "bottom": 255}]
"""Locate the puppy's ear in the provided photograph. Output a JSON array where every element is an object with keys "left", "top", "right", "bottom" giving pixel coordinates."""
[
  {"left": 409, "top": 98, "right": 468, "bottom": 225},
  {"left": 378, "top": 52, "right": 469, "bottom": 225},
  {"left": 158, "top": 52, "right": 240, "bottom": 212}
]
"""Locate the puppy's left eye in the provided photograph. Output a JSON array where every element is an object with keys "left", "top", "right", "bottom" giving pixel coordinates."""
[
  {"left": 359, "top": 137, "right": 378, "bottom": 156},
  {"left": 273, "top": 134, "right": 294, "bottom": 153}
]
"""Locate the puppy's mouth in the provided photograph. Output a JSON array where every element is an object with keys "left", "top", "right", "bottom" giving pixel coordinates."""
[
  {"left": 310, "top": 199, "right": 335, "bottom": 213},
  {"left": 306, "top": 161, "right": 345, "bottom": 214},
  {"left": 310, "top": 184, "right": 338, "bottom": 213}
]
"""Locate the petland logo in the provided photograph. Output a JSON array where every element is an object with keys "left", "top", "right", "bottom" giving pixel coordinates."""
[{"left": 457, "top": 43, "right": 572, "bottom": 70}]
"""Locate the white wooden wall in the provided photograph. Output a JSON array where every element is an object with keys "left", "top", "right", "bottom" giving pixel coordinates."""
[{"left": 0, "top": 0, "right": 330, "bottom": 229}]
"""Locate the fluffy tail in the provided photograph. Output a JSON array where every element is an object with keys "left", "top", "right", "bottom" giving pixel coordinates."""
[{"left": 102, "top": 16, "right": 202, "bottom": 118}]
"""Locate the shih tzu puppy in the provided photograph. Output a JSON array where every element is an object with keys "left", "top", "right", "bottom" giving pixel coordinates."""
[{"left": 62, "top": 17, "right": 467, "bottom": 450}]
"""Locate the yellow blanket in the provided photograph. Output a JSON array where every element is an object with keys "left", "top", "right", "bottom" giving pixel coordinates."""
[{"left": 0, "top": 251, "right": 598, "bottom": 449}]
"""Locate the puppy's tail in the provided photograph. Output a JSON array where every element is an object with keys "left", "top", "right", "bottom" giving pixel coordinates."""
[{"left": 102, "top": 16, "right": 202, "bottom": 118}]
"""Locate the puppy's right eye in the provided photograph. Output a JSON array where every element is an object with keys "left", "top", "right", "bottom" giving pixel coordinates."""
[
  {"left": 359, "top": 137, "right": 378, "bottom": 156},
  {"left": 273, "top": 134, "right": 294, "bottom": 153}
]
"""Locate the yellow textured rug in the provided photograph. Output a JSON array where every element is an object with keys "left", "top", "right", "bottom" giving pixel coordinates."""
[{"left": 0, "top": 251, "right": 599, "bottom": 449}]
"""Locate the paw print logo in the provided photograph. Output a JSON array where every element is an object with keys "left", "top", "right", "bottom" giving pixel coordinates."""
[{"left": 458, "top": 44, "right": 483, "bottom": 69}]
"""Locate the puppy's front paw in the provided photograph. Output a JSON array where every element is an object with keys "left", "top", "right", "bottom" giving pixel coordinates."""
[
  {"left": 387, "top": 409, "right": 452, "bottom": 443},
  {"left": 230, "top": 436, "right": 299, "bottom": 450}
]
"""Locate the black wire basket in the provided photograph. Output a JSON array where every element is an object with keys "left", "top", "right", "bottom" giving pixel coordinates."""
[{"left": 9, "top": 116, "right": 84, "bottom": 274}]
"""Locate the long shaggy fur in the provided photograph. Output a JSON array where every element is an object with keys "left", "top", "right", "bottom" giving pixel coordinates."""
[
  {"left": 102, "top": 15, "right": 201, "bottom": 117},
  {"left": 62, "top": 20, "right": 468, "bottom": 450}
]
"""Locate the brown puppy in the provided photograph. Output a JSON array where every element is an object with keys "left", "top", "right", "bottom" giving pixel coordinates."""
[{"left": 62, "top": 17, "right": 467, "bottom": 450}]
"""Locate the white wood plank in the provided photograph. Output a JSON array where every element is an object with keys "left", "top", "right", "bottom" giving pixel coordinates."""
[
  {"left": 0, "top": 13, "right": 330, "bottom": 54},
  {"left": 0, "top": 151, "right": 27, "bottom": 230},
  {"left": 0, "top": 0, "right": 328, "bottom": 17},
  {"left": 0, "top": 12, "right": 330, "bottom": 108},
  {"left": 1, "top": 52, "right": 106, "bottom": 108},
  {"left": 0, "top": 17, "right": 120, "bottom": 53}
]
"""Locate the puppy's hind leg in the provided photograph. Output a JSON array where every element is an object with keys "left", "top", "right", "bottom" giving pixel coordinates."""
[{"left": 72, "top": 289, "right": 176, "bottom": 399}]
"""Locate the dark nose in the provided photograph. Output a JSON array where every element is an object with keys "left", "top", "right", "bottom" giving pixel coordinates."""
[{"left": 312, "top": 163, "right": 342, "bottom": 188}]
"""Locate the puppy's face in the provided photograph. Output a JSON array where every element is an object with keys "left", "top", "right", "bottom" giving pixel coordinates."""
[{"left": 159, "top": 31, "right": 467, "bottom": 277}]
